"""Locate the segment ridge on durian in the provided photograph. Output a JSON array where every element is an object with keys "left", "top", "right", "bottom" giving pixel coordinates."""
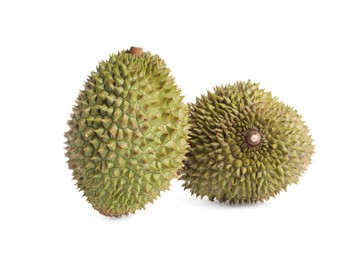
[
  {"left": 180, "top": 80, "right": 314, "bottom": 204},
  {"left": 65, "top": 47, "right": 189, "bottom": 217}
]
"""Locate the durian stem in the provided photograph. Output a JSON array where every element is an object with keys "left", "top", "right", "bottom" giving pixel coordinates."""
[
  {"left": 130, "top": 47, "right": 143, "bottom": 56},
  {"left": 245, "top": 130, "right": 261, "bottom": 146}
]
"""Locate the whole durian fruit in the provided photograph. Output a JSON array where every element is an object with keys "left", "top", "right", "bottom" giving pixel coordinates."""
[
  {"left": 180, "top": 81, "right": 314, "bottom": 204},
  {"left": 65, "top": 47, "right": 188, "bottom": 217}
]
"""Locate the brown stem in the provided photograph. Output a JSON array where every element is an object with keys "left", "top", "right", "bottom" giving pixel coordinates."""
[
  {"left": 245, "top": 130, "right": 262, "bottom": 146},
  {"left": 130, "top": 46, "right": 143, "bottom": 56}
]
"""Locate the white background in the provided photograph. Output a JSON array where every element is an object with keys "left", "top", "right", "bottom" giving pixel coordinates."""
[{"left": 1, "top": 0, "right": 361, "bottom": 259}]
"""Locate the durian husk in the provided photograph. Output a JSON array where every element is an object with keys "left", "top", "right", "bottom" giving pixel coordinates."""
[
  {"left": 180, "top": 80, "right": 314, "bottom": 204},
  {"left": 65, "top": 48, "right": 189, "bottom": 216}
]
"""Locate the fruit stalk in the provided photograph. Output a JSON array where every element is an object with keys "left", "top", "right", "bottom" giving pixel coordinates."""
[{"left": 130, "top": 46, "right": 143, "bottom": 56}]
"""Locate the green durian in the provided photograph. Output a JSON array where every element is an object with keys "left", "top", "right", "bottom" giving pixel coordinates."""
[
  {"left": 65, "top": 47, "right": 189, "bottom": 217},
  {"left": 180, "top": 80, "right": 314, "bottom": 204}
]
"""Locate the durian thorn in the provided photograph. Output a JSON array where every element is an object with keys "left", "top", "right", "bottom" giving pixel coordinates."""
[{"left": 130, "top": 46, "right": 143, "bottom": 56}]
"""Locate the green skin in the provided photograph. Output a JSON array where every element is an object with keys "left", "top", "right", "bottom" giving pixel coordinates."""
[
  {"left": 180, "top": 81, "right": 314, "bottom": 204},
  {"left": 65, "top": 49, "right": 188, "bottom": 217}
]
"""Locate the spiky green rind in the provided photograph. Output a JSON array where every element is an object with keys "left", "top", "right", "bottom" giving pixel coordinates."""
[
  {"left": 65, "top": 50, "right": 189, "bottom": 217},
  {"left": 180, "top": 80, "right": 314, "bottom": 204}
]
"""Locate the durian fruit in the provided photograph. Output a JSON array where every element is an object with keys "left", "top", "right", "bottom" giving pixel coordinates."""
[
  {"left": 65, "top": 47, "right": 188, "bottom": 217},
  {"left": 180, "top": 81, "right": 314, "bottom": 204}
]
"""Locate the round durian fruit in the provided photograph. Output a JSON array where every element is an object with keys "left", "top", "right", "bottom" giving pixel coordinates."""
[
  {"left": 180, "top": 81, "right": 314, "bottom": 204},
  {"left": 65, "top": 47, "right": 188, "bottom": 217}
]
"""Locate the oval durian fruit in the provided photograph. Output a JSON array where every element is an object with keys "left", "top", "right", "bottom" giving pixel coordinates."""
[
  {"left": 180, "top": 80, "right": 314, "bottom": 204},
  {"left": 65, "top": 47, "right": 188, "bottom": 217}
]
